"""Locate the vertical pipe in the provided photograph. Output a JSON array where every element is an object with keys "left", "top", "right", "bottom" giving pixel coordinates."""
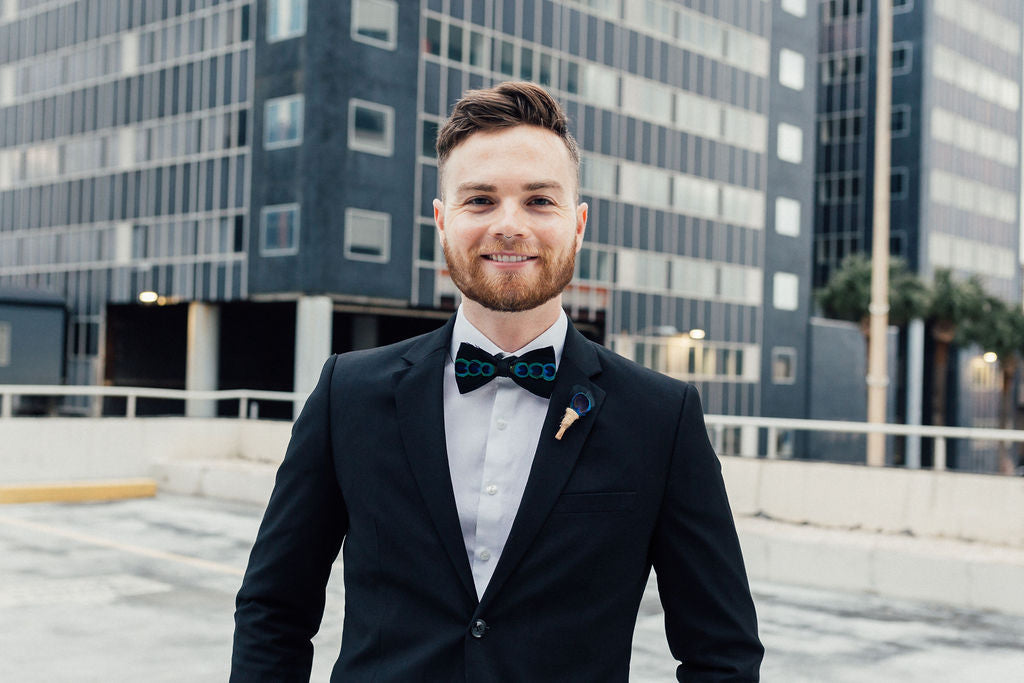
[{"left": 867, "top": 0, "right": 893, "bottom": 467}]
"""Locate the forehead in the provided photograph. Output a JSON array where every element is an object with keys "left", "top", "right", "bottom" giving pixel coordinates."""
[{"left": 443, "top": 125, "right": 576, "bottom": 188}]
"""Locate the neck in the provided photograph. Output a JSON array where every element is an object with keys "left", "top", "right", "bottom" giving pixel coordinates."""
[{"left": 461, "top": 297, "right": 563, "bottom": 353}]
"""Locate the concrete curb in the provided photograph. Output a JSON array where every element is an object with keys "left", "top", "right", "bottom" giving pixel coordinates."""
[
  {"left": 0, "top": 479, "right": 158, "bottom": 504},
  {"left": 737, "top": 516, "right": 1024, "bottom": 616}
]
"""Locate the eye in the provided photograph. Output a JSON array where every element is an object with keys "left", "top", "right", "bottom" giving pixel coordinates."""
[
  {"left": 528, "top": 197, "right": 555, "bottom": 206},
  {"left": 465, "top": 196, "right": 493, "bottom": 206}
]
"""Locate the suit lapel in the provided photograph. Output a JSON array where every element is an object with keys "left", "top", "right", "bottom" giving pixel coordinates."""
[
  {"left": 393, "top": 317, "right": 477, "bottom": 601},
  {"left": 479, "top": 323, "right": 605, "bottom": 607}
]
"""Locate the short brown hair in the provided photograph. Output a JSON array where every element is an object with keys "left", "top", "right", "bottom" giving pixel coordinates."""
[{"left": 436, "top": 81, "right": 579, "bottom": 193}]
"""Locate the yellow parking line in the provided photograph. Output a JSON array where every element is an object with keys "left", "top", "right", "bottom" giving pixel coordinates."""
[
  {"left": 0, "top": 514, "right": 245, "bottom": 577},
  {"left": 0, "top": 479, "right": 157, "bottom": 504}
]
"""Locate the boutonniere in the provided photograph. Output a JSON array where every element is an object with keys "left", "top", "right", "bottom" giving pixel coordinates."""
[{"left": 555, "top": 386, "right": 594, "bottom": 440}]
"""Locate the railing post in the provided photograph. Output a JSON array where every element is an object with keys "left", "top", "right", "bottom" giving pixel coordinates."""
[
  {"left": 126, "top": 394, "right": 137, "bottom": 419},
  {"left": 1, "top": 392, "right": 11, "bottom": 418},
  {"left": 239, "top": 397, "right": 248, "bottom": 419},
  {"left": 934, "top": 437, "right": 946, "bottom": 471},
  {"left": 766, "top": 426, "right": 778, "bottom": 459}
]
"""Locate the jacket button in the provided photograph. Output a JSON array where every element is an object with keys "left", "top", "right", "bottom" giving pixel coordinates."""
[{"left": 470, "top": 618, "right": 488, "bottom": 638}]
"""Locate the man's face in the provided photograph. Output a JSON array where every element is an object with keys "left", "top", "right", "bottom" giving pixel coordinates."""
[{"left": 433, "top": 125, "right": 587, "bottom": 313}]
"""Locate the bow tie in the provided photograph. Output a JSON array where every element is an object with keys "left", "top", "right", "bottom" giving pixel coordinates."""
[{"left": 454, "top": 342, "right": 557, "bottom": 398}]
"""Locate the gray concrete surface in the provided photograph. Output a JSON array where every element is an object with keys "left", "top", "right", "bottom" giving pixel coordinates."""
[{"left": 1, "top": 495, "right": 1022, "bottom": 682}]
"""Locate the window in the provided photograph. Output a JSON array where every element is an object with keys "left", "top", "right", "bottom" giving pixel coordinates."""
[
  {"left": 720, "top": 186, "right": 765, "bottom": 229},
  {"left": 424, "top": 18, "right": 441, "bottom": 55},
  {"left": 261, "top": 204, "right": 300, "bottom": 255},
  {"left": 448, "top": 25, "right": 464, "bottom": 61},
  {"left": 674, "top": 175, "right": 719, "bottom": 219},
  {"left": 891, "top": 105, "right": 910, "bottom": 137},
  {"left": 345, "top": 208, "right": 391, "bottom": 262},
  {"left": 0, "top": 321, "right": 10, "bottom": 367},
  {"left": 777, "top": 123, "right": 803, "bottom": 164},
  {"left": 352, "top": 0, "right": 397, "bottom": 50},
  {"left": 677, "top": 91, "right": 722, "bottom": 139},
  {"left": 773, "top": 272, "right": 799, "bottom": 311},
  {"left": 821, "top": 52, "right": 865, "bottom": 84},
  {"left": 267, "top": 0, "right": 306, "bottom": 42},
  {"left": 264, "top": 95, "right": 304, "bottom": 149},
  {"left": 891, "top": 168, "right": 909, "bottom": 199},
  {"left": 781, "top": 0, "right": 807, "bottom": 17},
  {"left": 723, "top": 107, "right": 768, "bottom": 152},
  {"left": 580, "top": 154, "right": 617, "bottom": 196},
  {"left": 778, "top": 49, "right": 805, "bottom": 91},
  {"left": 775, "top": 197, "right": 801, "bottom": 237},
  {"left": 772, "top": 347, "right": 797, "bottom": 384},
  {"left": 619, "top": 162, "right": 671, "bottom": 208},
  {"left": 421, "top": 119, "right": 439, "bottom": 158},
  {"left": 825, "top": 0, "right": 865, "bottom": 22},
  {"left": 348, "top": 99, "right": 394, "bottom": 156},
  {"left": 820, "top": 113, "right": 863, "bottom": 143},
  {"left": 892, "top": 43, "right": 912, "bottom": 75}
]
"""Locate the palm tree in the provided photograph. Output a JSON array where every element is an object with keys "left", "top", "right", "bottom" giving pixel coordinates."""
[
  {"left": 959, "top": 295, "right": 1024, "bottom": 475},
  {"left": 925, "top": 270, "right": 987, "bottom": 427},
  {"left": 817, "top": 253, "right": 928, "bottom": 343}
]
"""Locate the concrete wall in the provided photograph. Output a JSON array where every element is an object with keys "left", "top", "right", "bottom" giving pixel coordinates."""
[
  {"left": 2, "top": 418, "right": 1022, "bottom": 549},
  {"left": 722, "top": 457, "right": 1024, "bottom": 548}
]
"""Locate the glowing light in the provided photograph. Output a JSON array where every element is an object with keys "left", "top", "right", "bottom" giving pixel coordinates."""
[
  {"left": 983, "top": 352, "right": 998, "bottom": 364},
  {"left": 688, "top": 328, "right": 706, "bottom": 340},
  {"left": 138, "top": 291, "right": 158, "bottom": 304}
]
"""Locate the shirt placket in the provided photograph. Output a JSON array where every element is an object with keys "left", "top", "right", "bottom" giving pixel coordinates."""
[{"left": 472, "top": 376, "right": 519, "bottom": 594}]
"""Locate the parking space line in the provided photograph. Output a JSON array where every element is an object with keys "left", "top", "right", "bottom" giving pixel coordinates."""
[{"left": 0, "top": 514, "right": 245, "bottom": 577}]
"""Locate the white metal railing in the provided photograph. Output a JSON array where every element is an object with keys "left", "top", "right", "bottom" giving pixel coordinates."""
[
  {"left": 3, "top": 385, "right": 1024, "bottom": 471},
  {"left": 0, "top": 384, "right": 304, "bottom": 419},
  {"left": 704, "top": 414, "right": 1024, "bottom": 471}
]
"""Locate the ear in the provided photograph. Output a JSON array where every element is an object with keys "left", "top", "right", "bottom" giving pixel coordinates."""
[
  {"left": 433, "top": 198, "right": 446, "bottom": 244},
  {"left": 574, "top": 202, "right": 588, "bottom": 253}
]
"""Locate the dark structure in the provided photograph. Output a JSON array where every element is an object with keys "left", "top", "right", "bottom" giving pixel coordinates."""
[{"left": 1, "top": 0, "right": 816, "bottom": 444}]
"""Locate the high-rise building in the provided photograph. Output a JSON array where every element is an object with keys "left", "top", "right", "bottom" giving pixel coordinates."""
[
  {"left": 1, "top": 0, "right": 816, "bottom": 443},
  {"left": 814, "top": 0, "right": 1023, "bottom": 467}
]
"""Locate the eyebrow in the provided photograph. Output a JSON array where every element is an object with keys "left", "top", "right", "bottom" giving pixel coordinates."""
[{"left": 453, "top": 180, "right": 566, "bottom": 195}]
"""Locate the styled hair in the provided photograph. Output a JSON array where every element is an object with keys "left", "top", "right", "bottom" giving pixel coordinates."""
[{"left": 436, "top": 81, "right": 579, "bottom": 194}]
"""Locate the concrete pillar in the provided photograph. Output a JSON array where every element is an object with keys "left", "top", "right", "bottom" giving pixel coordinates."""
[
  {"left": 294, "top": 296, "right": 333, "bottom": 418},
  {"left": 905, "top": 318, "right": 925, "bottom": 468},
  {"left": 351, "top": 314, "right": 378, "bottom": 350},
  {"left": 186, "top": 302, "right": 220, "bottom": 418}
]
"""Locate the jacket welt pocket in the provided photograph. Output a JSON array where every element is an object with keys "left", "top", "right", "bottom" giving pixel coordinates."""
[{"left": 552, "top": 491, "right": 636, "bottom": 514}]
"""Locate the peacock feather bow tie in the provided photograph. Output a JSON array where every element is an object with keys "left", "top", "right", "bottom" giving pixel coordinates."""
[{"left": 454, "top": 342, "right": 557, "bottom": 398}]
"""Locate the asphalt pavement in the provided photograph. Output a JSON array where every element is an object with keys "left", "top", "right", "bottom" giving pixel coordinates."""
[{"left": 1, "top": 495, "right": 1021, "bottom": 682}]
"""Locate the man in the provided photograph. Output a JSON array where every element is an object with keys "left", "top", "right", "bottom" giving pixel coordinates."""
[{"left": 232, "top": 81, "right": 763, "bottom": 681}]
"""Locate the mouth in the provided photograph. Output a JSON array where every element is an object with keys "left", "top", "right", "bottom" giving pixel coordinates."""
[{"left": 482, "top": 253, "right": 537, "bottom": 263}]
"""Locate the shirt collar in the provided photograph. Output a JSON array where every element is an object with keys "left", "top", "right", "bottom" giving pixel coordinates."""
[{"left": 450, "top": 305, "right": 568, "bottom": 367}]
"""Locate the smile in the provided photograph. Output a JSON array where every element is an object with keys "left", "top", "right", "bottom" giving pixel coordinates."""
[{"left": 484, "top": 254, "right": 536, "bottom": 263}]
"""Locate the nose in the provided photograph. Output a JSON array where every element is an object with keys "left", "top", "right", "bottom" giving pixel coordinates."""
[{"left": 489, "top": 201, "right": 529, "bottom": 241}]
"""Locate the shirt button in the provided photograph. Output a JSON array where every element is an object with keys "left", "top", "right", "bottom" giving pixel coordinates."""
[
  {"left": 485, "top": 484, "right": 498, "bottom": 495},
  {"left": 496, "top": 418, "right": 508, "bottom": 430},
  {"left": 479, "top": 550, "right": 491, "bottom": 561}
]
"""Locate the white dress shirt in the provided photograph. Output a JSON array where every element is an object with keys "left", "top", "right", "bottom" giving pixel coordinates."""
[{"left": 443, "top": 306, "right": 568, "bottom": 598}]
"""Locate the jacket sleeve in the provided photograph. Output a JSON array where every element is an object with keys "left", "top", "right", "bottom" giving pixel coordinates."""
[
  {"left": 231, "top": 355, "right": 348, "bottom": 682},
  {"left": 650, "top": 384, "right": 764, "bottom": 682}
]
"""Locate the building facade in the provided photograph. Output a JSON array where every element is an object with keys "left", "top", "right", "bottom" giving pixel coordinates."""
[
  {"left": 1, "top": 0, "right": 816, "bottom": 442},
  {"left": 814, "top": 0, "right": 1024, "bottom": 468}
]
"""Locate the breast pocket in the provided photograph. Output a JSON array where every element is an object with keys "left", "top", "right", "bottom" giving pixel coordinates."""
[{"left": 552, "top": 491, "right": 636, "bottom": 514}]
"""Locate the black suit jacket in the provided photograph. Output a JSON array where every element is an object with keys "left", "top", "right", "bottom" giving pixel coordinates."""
[{"left": 232, "top": 317, "right": 762, "bottom": 681}]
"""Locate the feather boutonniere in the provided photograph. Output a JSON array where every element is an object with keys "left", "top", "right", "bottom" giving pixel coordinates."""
[{"left": 555, "top": 386, "right": 594, "bottom": 440}]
